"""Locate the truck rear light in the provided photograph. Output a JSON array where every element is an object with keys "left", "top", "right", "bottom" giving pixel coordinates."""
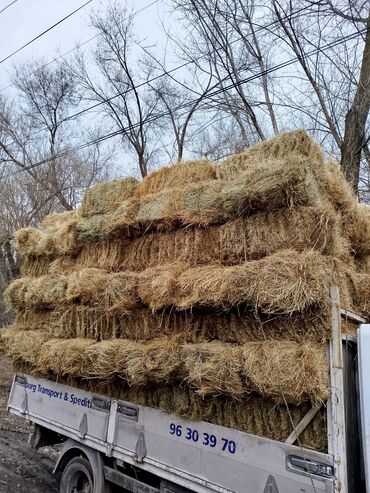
[{"left": 287, "top": 455, "right": 333, "bottom": 478}]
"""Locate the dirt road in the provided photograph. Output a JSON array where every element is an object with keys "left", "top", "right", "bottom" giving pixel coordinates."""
[{"left": 0, "top": 354, "right": 58, "bottom": 493}]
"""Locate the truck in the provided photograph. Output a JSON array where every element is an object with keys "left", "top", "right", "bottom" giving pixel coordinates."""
[{"left": 6, "top": 286, "right": 370, "bottom": 493}]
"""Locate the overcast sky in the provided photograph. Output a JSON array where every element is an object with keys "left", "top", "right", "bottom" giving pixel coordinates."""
[{"left": 0, "top": 0, "right": 167, "bottom": 91}]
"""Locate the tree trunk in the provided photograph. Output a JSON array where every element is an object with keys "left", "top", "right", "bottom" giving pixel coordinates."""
[{"left": 341, "top": 14, "right": 370, "bottom": 194}]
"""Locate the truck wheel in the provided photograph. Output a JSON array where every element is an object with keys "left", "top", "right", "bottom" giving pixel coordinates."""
[{"left": 59, "top": 456, "right": 94, "bottom": 493}]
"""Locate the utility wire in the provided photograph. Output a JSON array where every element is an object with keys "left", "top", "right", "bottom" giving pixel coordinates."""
[
  {"left": 3, "top": 1, "right": 320, "bottom": 147},
  {"left": 0, "top": 0, "right": 18, "bottom": 15},
  {"left": 0, "top": 0, "right": 160, "bottom": 92},
  {"left": 7, "top": 26, "right": 367, "bottom": 178},
  {"left": 0, "top": 0, "right": 94, "bottom": 65}
]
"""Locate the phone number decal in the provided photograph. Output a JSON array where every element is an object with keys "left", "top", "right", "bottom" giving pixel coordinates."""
[{"left": 169, "top": 423, "right": 236, "bottom": 454}]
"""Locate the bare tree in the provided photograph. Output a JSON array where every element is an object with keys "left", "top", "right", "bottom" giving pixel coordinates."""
[
  {"left": 68, "top": 3, "right": 164, "bottom": 178},
  {"left": 171, "top": 0, "right": 280, "bottom": 144},
  {"left": 272, "top": 0, "right": 370, "bottom": 193}
]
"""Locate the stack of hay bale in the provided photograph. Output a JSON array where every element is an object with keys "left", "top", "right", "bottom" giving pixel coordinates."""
[{"left": 3, "top": 129, "right": 370, "bottom": 452}]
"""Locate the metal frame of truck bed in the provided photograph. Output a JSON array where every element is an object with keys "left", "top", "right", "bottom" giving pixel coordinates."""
[{"left": 6, "top": 286, "right": 369, "bottom": 492}]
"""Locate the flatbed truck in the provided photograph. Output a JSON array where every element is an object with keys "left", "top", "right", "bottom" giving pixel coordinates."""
[{"left": 6, "top": 286, "right": 370, "bottom": 492}]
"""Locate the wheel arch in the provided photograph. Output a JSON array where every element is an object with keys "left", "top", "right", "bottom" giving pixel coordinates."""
[{"left": 53, "top": 438, "right": 106, "bottom": 493}]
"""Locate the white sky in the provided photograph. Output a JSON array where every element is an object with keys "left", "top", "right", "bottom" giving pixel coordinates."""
[{"left": 0, "top": 0, "right": 167, "bottom": 91}]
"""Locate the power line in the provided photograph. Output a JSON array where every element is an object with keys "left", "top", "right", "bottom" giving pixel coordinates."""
[
  {"left": 8, "top": 26, "right": 367, "bottom": 178},
  {"left": 0, "top": 0, "right": 160, "bottom": 92},
  {"left": 0, "top": 0, "right": 18, "bottom": 15},
  {"left": 3, "top": 1, "right": 319, "bottom": 147},
  {"left": 0, "top": 0, "right": 94, "bottom": 65}
]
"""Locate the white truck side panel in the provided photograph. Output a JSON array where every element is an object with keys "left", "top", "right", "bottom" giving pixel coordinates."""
[{"left": 8, "top": 374, "right": 335, "bottom": 493}]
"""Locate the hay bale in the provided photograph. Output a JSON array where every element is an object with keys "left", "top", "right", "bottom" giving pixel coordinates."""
[
  {"left": 37, "top": 338, "right": 96, "bottom": 376},
  {"left": 14, "top": 305, "right": 331, "bottom": 343},
  {"left": 139, "top": 250, "right": 336, "bottom": 314},
  {"left": 10, "top": 358, "right": 328, "bottom": 450},
  {"left": 216, "top": 129, "right": 324, "bottom": 180},
  {"left": 75, "top": 205, "right": 343, "bottom": 272},
  {"left": 80, "top": 177, "right": 138, "bottom": 218},
  {"left": 4, "top": 278, "right": 30, "bottom": 311},
  {"left": 1, "top": 328, "right": 50, "bottom": 364},
  {"left": 49, "top": 257, "right": 76, "bottom": 276},
  {"left": 15, "top": 212, "right": 80, "bottom": 257},
  {"left": 183, "top": 342, "right": 244, "bottom": 397},
  {"left": 242, "top": 341, "right": 329, "bottom": 405},
  {"left": 20, "top": 256, "right": 51, "bottom": 277},
  {"left": 106, "top": 156, "right": 321, "bottom": 240},
  {"left": 320, "top": 162, "right": 370, "bottom": 258},
  {"left": 15, "top": 228, "right": 43, "bottom": 256},
  {"left": 23, "top": 275, "right": 68, "bottom": 309},
  {"left": 66, "top": 268, "right": 138, "bottom": 313},
  {"left": 41, "top": 210, "right": 79, "bottom": 230},
  {"left": 134, "top": 159, "right": 216, "bottom": 197}
]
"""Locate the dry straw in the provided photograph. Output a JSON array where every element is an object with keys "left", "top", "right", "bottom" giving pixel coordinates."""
[
  {"left": 11, "top": 305, "right": 332, "bottom": 343},
  {"left": 216, "top": 129, "right": 324, "bottom": 180},
  {"left": 80, "top": 177, "right": 138, "bottom": 218},
  {"left": 77, "top": 155, "right": 321, "bottom": 244},
  {"left": 139, "top": 249, "right": 335, "bottom": 314},
  {"left": 6, "top": 331, "right": 328, "bottom": 404},
  {"left": 75, "top": 205, "right": 343, "bottom": 272},
  {"left": 134, "top": 159, "right": 216, "bottom": 197},
  {"left": 66, "top": 268, "right": 138, "bottom": 313},
  {"left": 4, "top": 275, "right": 68, "bottom": 311},
  {"left": 16, "top": 211, "right": 80, "bottom": 258},
  {"left": 242, "top": 341, "right": 329, "bottom": 405}
]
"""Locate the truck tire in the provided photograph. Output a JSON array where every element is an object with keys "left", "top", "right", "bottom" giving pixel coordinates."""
[{"left": 59, "top": 456, "right": 94, "bottom": 493}]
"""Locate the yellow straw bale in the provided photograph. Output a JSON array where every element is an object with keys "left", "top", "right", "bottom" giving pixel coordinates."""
[
  {"left": 20, "top": 256, "right": 51, "bottom": 277},
  {"left": 75, "top": 205, "right": 342, "bottom": 272},
  {"left": 139, "top": 250, "right": 334, "bottom": 314},
  {"left": 37, "top": 338, "right": 96, "bottom": 376},
  {"left": 49, "top": 257, "right": 76, "bottom": 276},
  {"left": 320, "top": 162, "right": 370, "bottom": 258},
  {"left": 13, "top": 305, "right": 331, "bottom": 343},
  {"left": 242, "top": 341, "right": 329, "bottom": 405},
  {"left": 41, "top": 210, "right": 79, "bottom": 230},
  {"left": 66, "top": 268, "right": 138, "bottom": 313},
  {"left": 104, "top": 156, "right": 321, "bottom": 240},
  {"left": 4, "top": 278, "right": 30, "bottom": 311},
  {"left": 134, "top": 159, "right": 216, "bottom": 197},
  {"left": 15, "top": 228, "right": 43, "bottom": 256},
  {"left": 183, "top": 342, "right": 244, "bottom": 397},
  {"left": 1, "top": 328, "right": 50, "bottom": 364},
  {"left": 23, "top": 275, "right": 68, "bottom": 309},
  {"left": 125, "top": 337, "right": 183, "bottom": 385},
  {"left": 216, "top": 129, "right": 324, "bottom": 180},
  {"left": 80, "top": 177, "right": 138, "bottom": 218}
]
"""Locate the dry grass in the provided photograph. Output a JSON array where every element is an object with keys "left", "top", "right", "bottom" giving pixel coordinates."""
[
  {"left": 80, "top": 156, "right": 321, "bottom": 244},
  {"left": 139, "top": 250, "right": 336, "bottom": 314},
  {"left": 1, "top": 328, "right": 50, "bottom": 364},
  {"left": 75, "top": 205, "right": 343, "bottom": 272},
  {"left": 20, "top": 256, "right": 51, "bottom": 277},
  {"left": 41, "top": 210, "right": 79, "bottom": 230},
  {"left": 242, "top": 341, "right": 328, "bottom": 405},
  {"left": 37, "top": 338, "right": 96, "bottom": 376},
  {"left": 80, "top": 177, "right": 138, "bottom": 218},
  {"left": 216, "top": 130, "right": 324, "bottom": 180},
  {"left": 11, "top": 306, "right": 331, "bottom": 343},
  {"left": 48, "top": 257, "right": 76, "bottom": 275},
  {"left": 183, "top": 342, "right": 244, "bottom": 397},
  {"left": 4, "top": 275, "right": 68, "bottom": 311},
  {"left": 66, "top": 268, "right": 138, "bottom": 313},
  {"left": 4, "top": 332, "right": 328, "bottom": 404},
  {"left": 16, "top": 212, "right": 80, "bottom": 257},
  {"left": 134, "top": 159, "right": 216, "bottom": 197}
]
